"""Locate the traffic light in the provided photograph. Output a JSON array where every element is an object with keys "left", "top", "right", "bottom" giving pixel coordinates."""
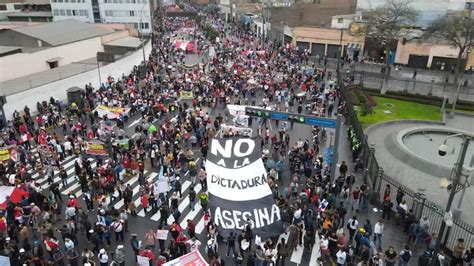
[
  {"left": 288, "top": 114, "right": 305, "bottom": 123},
  {"left": 245, "top": 107, "right": 270, "bottom": 118},
  {"left": 244, "top": 107, "right": 338, "bottom": 128}
]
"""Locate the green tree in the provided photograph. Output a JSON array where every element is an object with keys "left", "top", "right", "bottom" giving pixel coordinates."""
[
  {"left": 360, "top": 0, "right": 418, "bottom": 94},
  {"left": 424, "top": 14, "right": 474, "bottom": 103}
]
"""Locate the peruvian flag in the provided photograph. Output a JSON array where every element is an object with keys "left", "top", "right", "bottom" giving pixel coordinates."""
[{"left": 0, "top": 186, "right": 29, "bottom": 209}]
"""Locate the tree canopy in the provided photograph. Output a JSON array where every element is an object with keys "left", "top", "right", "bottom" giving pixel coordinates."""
[
  {"left": 424, "top": 14, "right": 474, "bottom": 56},
  {"left": 362, "top": 0, "right": 419, "bottom": 46}
]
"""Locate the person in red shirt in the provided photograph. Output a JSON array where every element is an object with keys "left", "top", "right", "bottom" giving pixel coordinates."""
[
  {"left": 176, "top": 232, "right": 188, "bottom": 255},
  {"left": 187, "top": 219, "right": 196, "bottom": 239},
  {"left": 141, "top": 192, "right": 149, "bottom": 214},
  {"left": 139, "top": 249, "right": 156, "bottom": 265},
  {"left": 0, "top": 215, "right": 7, "bottom": 236}
]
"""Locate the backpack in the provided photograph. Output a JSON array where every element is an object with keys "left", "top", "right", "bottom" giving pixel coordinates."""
[
  {"left": 206, "top": 244, "right": 215, "bottom": 257},
  {"left": 463, "top": 250, "right": 472, "bottom": 263},
  {"left": 401, "top": 250, "right": 411, "bottom": 262}
]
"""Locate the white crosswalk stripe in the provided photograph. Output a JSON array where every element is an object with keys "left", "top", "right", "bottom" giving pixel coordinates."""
[{"left": 23, "top": 151, "right": 323, "bottom": 261}]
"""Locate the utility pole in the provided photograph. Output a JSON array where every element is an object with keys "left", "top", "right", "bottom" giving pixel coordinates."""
[
  {"left": 96, "top": 56, "right": 102, "bottom": 89},
  {"left": 336, "top": 28, "right": 343, "bottom": 75},
  {"left": 432, "top": 136, "right": 470, "bottom": 265}
]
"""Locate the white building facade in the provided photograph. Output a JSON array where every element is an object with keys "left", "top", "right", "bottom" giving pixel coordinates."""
[{"left": 50, "top": 0, "right": 152, "bottom": 34}]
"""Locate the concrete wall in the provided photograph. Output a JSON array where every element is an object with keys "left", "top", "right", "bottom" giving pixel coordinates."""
[
  {"left": 0, "top": 37, "right": 103, "bottom": 82},
  {"left": 3, "top": 40, "right": 152, "bottom": 120}
]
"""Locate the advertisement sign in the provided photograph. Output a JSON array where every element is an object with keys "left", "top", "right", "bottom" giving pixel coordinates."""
[
  {"left": 85, "top": 141, "right": 108, "bottom": 156},
  {"left": 206, "top": 137, "right": 283, "bottom": 238}
]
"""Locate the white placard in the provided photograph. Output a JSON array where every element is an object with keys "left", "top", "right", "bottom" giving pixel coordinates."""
[{"left": 156, "top": 229, "right": 169, "bottom": 240}]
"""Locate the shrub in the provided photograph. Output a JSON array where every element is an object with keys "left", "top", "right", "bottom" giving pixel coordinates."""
[{"left": 360, "top": 102, "right": 374, "bottom": 116}]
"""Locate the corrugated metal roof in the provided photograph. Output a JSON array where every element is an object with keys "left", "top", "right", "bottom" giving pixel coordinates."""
[{"left": 11, "top": 19, "right": 112, "bottom": 46}]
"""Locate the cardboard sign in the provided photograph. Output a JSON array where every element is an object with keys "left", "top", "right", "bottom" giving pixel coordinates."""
[
  {"left": 0, "top": 147, "right": 10, "bottom": 162},
  {"left": 179, "top": 91, "right": 194, "bottom": 100},
  {"left": 156, "top": 229, "right": 169, "bottom": 240},
  {"left": 85, "top": 141, "right": 108, "bottom": 156}
]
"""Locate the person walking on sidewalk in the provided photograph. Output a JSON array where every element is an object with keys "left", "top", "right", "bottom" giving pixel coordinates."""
[
  {"left": 373, "top": 219, "right": 384, "bottom": 251},
  {"left": 398, "top": 244, "right": 412, "bottom": 266}
]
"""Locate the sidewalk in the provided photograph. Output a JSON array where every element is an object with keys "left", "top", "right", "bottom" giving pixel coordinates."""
[{"left": 335, "top": 119, "right": 420, "bottom": 257}]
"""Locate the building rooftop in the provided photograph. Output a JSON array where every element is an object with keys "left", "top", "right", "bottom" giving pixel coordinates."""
[
  {"left": 0, "top": 45, "right": 21, "bottom": 56},
  {"left": 105, "top": 36, "right": 142, "bottom": 48},
  {"left": 11, "top": 19, "right": 112, "bottom": 46},
  {"left": 0, "top": 59, "right": 105, "bottom": 96}
]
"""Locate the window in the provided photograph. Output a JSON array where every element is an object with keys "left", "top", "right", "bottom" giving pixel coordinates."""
[
  {"left": 58, "top": 0, "right": 63, "bottom": 3},
  {"left": 65, "top": 0, "right": 69, "bottom": 3},
  {"left": 338, "top": 18, "right": 343, "bottom": 23},
  {"left": 72, "top": 10, "right": 77, "bottom": 16},
  {"left": 79, "top": 9, "right": 84, "bottom": 16},
  {"left": 141, "top": 22, "right": 149, "bottom": 29},
  {"left": 66, "top": 9, "right": 72, "bottom": 15},
  {"left": 131, "top": 0, "right": 136, "bottom": 3},
  {"left": 133, "top": 22, "right": 138, "bottom": 29},
  {"left": 126, "top": 0, "right": 130, "bottom": 3},
  {"left": 105, "top": 10, "right": 112, "bottom": 16},
  {"left": 0, "top": 5, "right": 7, "bottom": 10},
  {"left": 14, "top": 4, "right": 23, "bottom": 10},
  {"left": 113, "top": 0, "right": 118, "bottom": 3},
  {"left": 59, "top": 9, "right": 65, "bottom": 15},
  {"left": 129, "top": 10, "right": 134, "bottom": 16},
  {"left": 53, "top": 9, "right": 59, "bottom": 15},
  {"left": 84, "top": 10, "right": 88, "bottom": 16},
  {"left": 71, "top": 0, "right": 76, "bottom": 2}
]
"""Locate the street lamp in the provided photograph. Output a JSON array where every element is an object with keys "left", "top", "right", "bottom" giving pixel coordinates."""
[
  {"left": 139, "top": 2, "right": 149, "bottom": 76},
  {"left": 432, "top": 133, "right": 471, "bottom": 265}
]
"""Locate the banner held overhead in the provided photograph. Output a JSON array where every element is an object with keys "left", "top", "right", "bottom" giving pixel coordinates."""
[{"left": 206, "top": 137, "right": 283, "bottom": 238}]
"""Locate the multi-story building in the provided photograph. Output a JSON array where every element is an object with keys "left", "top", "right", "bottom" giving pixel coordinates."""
[{"left": 49, "top": 0, "right": 152, "bottom": 34}]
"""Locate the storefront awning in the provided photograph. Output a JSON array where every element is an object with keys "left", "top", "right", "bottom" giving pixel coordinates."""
[{"left": 347, "top": 43, "right": 361, "bottom": 50}]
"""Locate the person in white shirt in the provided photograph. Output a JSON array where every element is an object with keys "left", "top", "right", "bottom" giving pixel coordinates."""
[
  {"left": 187, "top": 237, "right": 202, "bottom": 252},
  {"left": 373, "top": 219, "right": 384, "bottom": 251},
  {"left": 320, "top": 234, "right": 329, "bottom": 258},
  {"left": 336, "top": 248, "right": 347, "bottom": 266},
  {"left": 98, "top": 249, "right": 109, "bottom": 266}
]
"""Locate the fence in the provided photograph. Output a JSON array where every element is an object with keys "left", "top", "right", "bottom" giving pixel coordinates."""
[
  {"left": 353, "top": 71, "right": 474, "bottom": 101},
  {"left": 339, "top": 75, "right": 474, "bottom": 254}
]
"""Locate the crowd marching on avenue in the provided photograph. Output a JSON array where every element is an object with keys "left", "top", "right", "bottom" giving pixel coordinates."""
[{"left": 0, "top": 4, "right": 472, "bottom": 266}]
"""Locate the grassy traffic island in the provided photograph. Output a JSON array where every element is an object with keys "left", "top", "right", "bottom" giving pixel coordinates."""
[{"left": 348, "top": 87, "right": 474, "bottom": 128}]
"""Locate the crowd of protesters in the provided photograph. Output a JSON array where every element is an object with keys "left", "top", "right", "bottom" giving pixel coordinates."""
[{"left": 0, "top": 5, "right": 472, "bottom": 266}]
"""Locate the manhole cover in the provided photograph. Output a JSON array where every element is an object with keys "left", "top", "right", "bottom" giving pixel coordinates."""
[
  {"left": 384, "top": 103, "right": 395, "bottom": 108},
  {"left": 383, "top": 110, "right": 392, "bottom": 114}
]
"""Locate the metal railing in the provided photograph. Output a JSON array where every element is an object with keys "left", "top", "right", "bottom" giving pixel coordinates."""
[{"left": 339, "top": 76, "right": 474, "bottom": 254}]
